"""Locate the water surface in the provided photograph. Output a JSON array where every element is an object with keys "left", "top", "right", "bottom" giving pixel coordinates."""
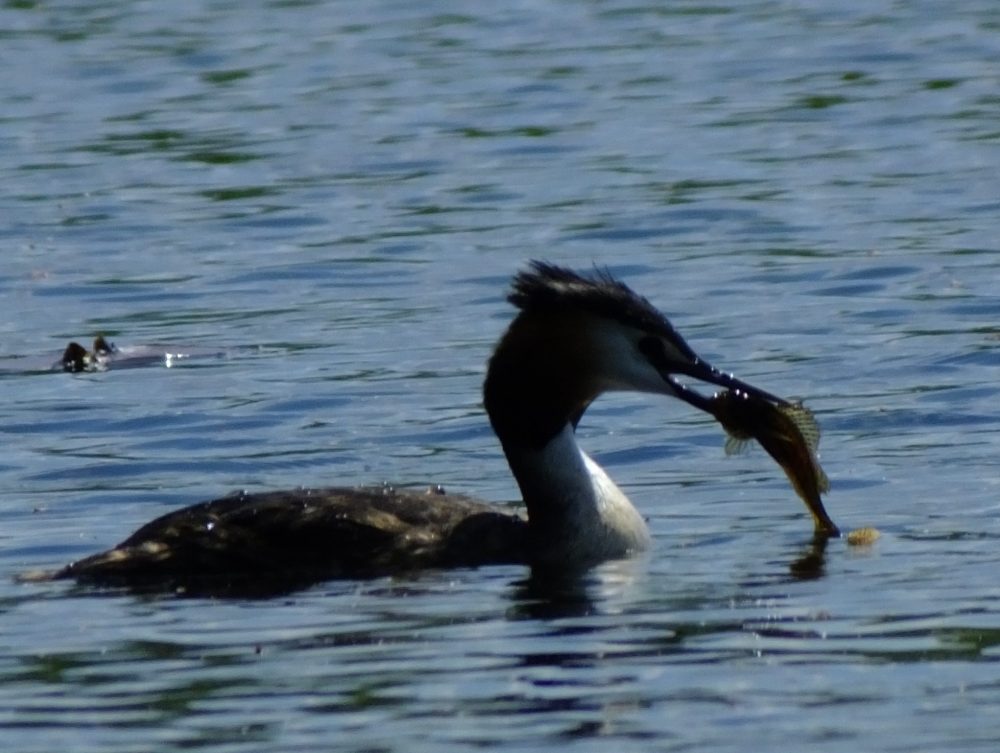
[{"left": 1, "top": 1, "right": 999, "bottom": 751}]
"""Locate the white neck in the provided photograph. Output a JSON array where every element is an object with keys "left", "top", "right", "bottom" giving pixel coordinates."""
[{"left": 503, "top": 424, "right": 651, "bottom": 565}]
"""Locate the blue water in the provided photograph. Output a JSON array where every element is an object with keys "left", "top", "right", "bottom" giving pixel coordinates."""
[{"left": 2, "top": 1, "right": 999, "bottom": 751}]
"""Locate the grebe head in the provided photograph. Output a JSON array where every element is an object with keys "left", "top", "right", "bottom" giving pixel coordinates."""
[
  {"left": 482, "top": 262, "right": 788, "bottom": 564},
  {"left": 485, "top": 261, "right": 779, "bottom": 449}
]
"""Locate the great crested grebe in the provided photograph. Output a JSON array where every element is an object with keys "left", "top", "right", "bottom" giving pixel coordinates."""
[{"left": 38, "top": 262, "right": 802, "bottom": 594}]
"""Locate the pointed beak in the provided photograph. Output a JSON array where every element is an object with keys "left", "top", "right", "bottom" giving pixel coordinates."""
[{"left": 663, "top": 357, "right": 785, "bottom": 414}]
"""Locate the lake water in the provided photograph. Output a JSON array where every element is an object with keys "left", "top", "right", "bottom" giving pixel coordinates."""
[{"left": 2, "top": 1, "right": 999, "bottom": 750}]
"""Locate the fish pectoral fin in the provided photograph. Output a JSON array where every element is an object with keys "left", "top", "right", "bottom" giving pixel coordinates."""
[{"left": 724, "top": 436, "right": 753, "bottom": 456}]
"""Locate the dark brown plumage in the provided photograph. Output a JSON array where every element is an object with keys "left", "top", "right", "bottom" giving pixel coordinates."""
[{"left": 52, "top": 486, "right": 527, "bottom": 596}]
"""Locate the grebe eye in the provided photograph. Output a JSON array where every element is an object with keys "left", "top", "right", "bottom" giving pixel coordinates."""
[{"left": 637, "top": 336, "right": 666, "bottom": 364}]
